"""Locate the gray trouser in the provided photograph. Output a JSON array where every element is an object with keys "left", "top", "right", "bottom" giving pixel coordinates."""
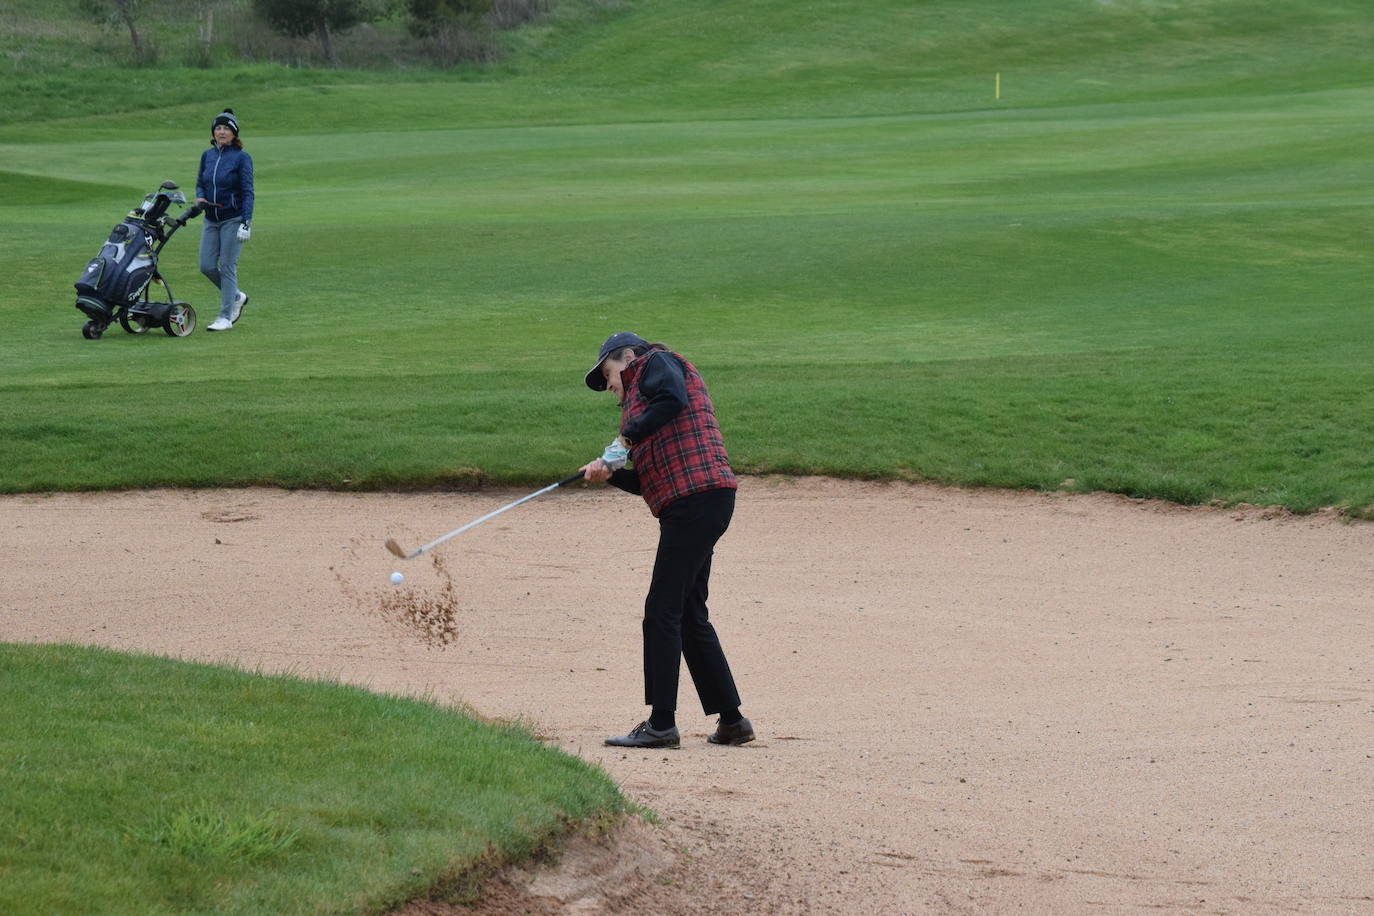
[{"left": 199, "top": 218, "right": 245, "bottom": 320}]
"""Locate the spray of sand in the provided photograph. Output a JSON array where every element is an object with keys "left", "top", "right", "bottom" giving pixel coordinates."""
[{"left": 332, "top": 548, "right": 460, "bottom": 649}]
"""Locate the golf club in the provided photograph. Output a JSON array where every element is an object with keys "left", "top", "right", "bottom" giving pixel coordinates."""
[{"left": 384, "top": 471, "right": 585, "bottom": 560}]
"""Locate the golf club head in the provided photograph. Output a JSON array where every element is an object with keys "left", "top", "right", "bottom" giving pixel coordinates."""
[{"left": 384, "top": 538, "right": 411, "bottom": 559}]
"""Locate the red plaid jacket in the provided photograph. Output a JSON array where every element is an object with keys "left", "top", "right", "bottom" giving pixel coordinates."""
[{"left": 620, "top": 348, "right": 736, "bottom": 516}]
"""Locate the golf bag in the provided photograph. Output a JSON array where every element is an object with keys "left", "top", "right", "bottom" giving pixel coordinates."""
[
  {"left": 73, "top": 181, "right": 204, "bottom": 339},
  {"left": 75, "top": 220, "right": 156, "bottom": 319}
]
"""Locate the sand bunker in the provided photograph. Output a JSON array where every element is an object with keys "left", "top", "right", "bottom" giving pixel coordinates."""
[{"left": 3, "top": 479, "right": 1371, "bottom": 912}]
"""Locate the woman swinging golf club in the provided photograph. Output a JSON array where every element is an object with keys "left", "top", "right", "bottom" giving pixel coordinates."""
[{"left": 580, "top": 332, "right": 755, "bottom": 749}]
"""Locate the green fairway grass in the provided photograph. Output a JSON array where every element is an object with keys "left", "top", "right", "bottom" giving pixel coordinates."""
[
  {"left": 0, "top": 643, "right": 626, "bottom": 915},
  {"left": 2, "top": 0, "right": 1371, "bottom": 513}
]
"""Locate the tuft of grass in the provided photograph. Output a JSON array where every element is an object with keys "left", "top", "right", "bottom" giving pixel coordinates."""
[{"left": 124, "top": 804, "right": 300, "bottom": 864}]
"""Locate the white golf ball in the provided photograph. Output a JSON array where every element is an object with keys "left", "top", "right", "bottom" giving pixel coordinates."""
[{"left": 390, "top": 571, "right": 404, "bottom": 585}]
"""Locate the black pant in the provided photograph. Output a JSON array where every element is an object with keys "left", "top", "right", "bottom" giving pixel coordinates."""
[{"left": 643, "top": 487, "right": 741, "bottom": 715}]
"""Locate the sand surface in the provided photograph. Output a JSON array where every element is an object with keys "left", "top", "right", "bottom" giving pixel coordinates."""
[{"left": 3, "top": 478, "right": 1372, "bottom": 913}]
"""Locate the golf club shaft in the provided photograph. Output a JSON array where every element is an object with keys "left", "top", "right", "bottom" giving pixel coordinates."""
[{"left": 407, "top": 471, "right": 584, "bottom": 558}]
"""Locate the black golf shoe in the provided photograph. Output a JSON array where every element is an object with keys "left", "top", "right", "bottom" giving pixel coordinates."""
[
  {"left": 604, "top": 721, "right": 680, "bottom": 749},
  {"left": 708, "top": 716, "right": 755, "bottom": 746}
]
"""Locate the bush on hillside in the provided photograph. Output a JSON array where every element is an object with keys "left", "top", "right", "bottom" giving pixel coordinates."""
[
  {"left": 78, "top": 0, "right": 159, "bottom": 65},
  {"left": 488, "top": 0, "right": 549, "bottom": 30},
  {"left": 406, "top": 0, "right": 550, "bottom": 65},
  {"left": 407, "top": 0, "right": 493, "bottom": 64},
  {"left": 250, "top": 0, "right": 379, "bottom": 66}
]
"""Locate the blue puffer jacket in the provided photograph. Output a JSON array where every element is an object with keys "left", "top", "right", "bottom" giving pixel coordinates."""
[{"left": 195, "top": 145, "right": 255, "bottom": 225}]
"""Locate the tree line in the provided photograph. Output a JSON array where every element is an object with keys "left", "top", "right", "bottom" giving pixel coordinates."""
[{"left": 78, "top": 0, "right": 551, "bottom": 68}]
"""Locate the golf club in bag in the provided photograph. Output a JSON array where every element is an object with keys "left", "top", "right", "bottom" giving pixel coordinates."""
[
  {"left": 385, "top": 471, "right": 585, "bottom": 560},
  {"left": 74, "top": 180, "right": 206, "bottom": 339}
]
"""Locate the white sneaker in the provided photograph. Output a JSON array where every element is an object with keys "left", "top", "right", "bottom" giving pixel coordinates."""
[
  {"left": 230, "top": 290, "right": 248, "bottom": 323},
  {"left": 207, "top": 317, "right": 233, "bottom": 332}
]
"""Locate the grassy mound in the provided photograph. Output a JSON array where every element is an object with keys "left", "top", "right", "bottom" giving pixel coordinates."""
[{"left": 0, "top": 643, "right": 625, "bottom": 915}]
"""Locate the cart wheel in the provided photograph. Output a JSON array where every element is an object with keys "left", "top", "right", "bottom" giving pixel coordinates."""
[
  {"left": 119, "top": 311, "right": 151, "bottom": 334},
  {"left": 81, "top": 321, "right": 103, "bottom": 340},
  {"left": 163, "top": 303, "right": 196, "bottom": 337}
]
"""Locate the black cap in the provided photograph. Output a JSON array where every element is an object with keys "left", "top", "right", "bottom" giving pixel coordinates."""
[
  {"left": 212, "top": 109, "right": 239, "bottom": 136},
  {"left": 585, "top": 332, "right": 648, "bottom": 390}
]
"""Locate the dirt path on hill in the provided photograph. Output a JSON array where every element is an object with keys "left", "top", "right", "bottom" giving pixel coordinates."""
[{"left": 3, "top": 478, "right": 1372, "bottom": 913}]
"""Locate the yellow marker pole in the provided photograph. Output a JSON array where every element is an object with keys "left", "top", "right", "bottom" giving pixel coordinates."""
[{"left": 995, "top": 71, "right": 1001, "bottom": 101}]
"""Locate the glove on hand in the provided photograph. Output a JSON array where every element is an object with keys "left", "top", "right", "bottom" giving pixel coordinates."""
[
  {"left": 601, "top": 437, "right": 629, "bottom": 470},
  {"left": 237, "top": 222, "right": 251, "bottom": 241}
]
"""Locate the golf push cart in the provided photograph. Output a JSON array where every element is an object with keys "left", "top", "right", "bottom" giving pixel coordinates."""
[{"left": 73, "top": 180, "right": 206, "bottom": 339}]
